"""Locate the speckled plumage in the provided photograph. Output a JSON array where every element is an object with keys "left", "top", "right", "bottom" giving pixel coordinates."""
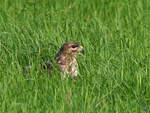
[
  {"left": 55, "top": 42, "right": 84, "bottom": 77},
  {"left": 41, "top": 42, "right": 84, "bottom": 77}
]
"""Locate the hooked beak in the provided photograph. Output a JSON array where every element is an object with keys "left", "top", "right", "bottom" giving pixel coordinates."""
[{"left": 80, "top": 46, "right": 85, "bottom": 54}]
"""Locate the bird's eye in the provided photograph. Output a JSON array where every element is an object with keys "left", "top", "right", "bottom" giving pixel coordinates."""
[{"left": 71, "top": 45, "right": 79, "bottom": 48}]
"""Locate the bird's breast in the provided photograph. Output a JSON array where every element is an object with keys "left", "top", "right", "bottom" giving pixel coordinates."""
[{"left": 57, "top": 56, "right": 78, "bottom": 77}]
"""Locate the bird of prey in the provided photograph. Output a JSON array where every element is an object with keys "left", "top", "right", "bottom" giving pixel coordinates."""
[{"left": 25, "top": 42, "right": 84, "bottom": 78}]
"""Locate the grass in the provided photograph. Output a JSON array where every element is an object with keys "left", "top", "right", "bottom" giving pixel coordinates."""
[{"left": 0, "top": 0, "right": 150, "bottom": 112}]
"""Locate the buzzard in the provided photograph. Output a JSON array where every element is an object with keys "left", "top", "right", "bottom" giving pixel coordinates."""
[{"left": 24, "top": 42, "right": 84, "bottom": 77}]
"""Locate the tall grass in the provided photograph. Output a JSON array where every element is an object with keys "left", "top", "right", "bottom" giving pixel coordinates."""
[{"left": 0, "top": 0, "right": 150, "bottom": 113}]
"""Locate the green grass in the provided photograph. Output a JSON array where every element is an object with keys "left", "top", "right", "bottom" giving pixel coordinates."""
[{"left": 0, "top": 0, "right": 150, "bottom": 112}]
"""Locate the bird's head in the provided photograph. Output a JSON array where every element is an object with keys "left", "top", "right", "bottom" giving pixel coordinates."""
[{"left": 56, "top": 42, "right": 84, "bottom": 58}]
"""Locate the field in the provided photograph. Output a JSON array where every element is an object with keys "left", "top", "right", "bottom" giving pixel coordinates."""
[{"left": 0, "top": 0, "right": 150, "bottom": 113}]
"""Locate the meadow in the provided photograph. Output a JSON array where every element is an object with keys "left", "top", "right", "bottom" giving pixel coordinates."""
[{"left": 0, "top": 0, "right": 150, "bottom": 113}]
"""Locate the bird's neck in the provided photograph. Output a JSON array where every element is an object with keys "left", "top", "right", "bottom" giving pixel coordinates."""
[{"left": 58, "top": 53, "right": 77, "bottom": 64}]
